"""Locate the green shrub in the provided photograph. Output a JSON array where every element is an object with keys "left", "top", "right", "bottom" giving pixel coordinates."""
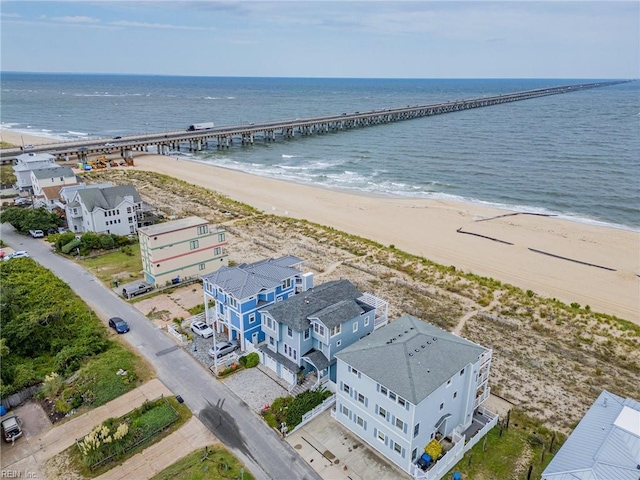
[{"left": 244, "top": 352, "right": 259, "bottom": 368}]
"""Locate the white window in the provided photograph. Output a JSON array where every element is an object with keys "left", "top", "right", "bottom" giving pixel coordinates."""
[
  {"left": 398, "top": 397, "right": 406, "bottom": 408},
  {"left": 378, "top": 406, "right": 387, "bottom": 419},
  {"left": 412, "top": 448, "right": 418, "bottom": 461},
  {"left": 249, "top": 313, "right": 256, "bottom": 324},
  {"left": 313, "top": 323, "right": 325, "bottom": 336},
  {"left": 380, "top": 386, "right": 388, "bottom": 396},
  {"left": 342, "top": 405, "right": 350, "bottom": 417},
  {"left": 357, "top": 393, "right": 365, "bottom": 404},
  {"left": 330, "top": 324, "right": 341, "bottom": 337},
  {"left": 269, "top": 336, "right": 274, "bottom": 346},
  {"left": 304, "top": 328, "right": 310, "bottom": 340},
  {"left": 228, "top": 297, "right": 238, "bottom": 309},
  {"left": 218, "top": 232, "right": 225, "bottom": 242},
  {"left": 287, "top": 327, "right": 293, "bottom": 338},
  {"left": 197, "top": 225, "right": 208, "bottom": 235},
  {"left": 214, "top": 247, "right": 221, "bottom": 255},
  {"left": 414, "top": 423, "right": 420, "bottom": 438},
  {"left": 353, "top": 322, "right": 358, "bottom": 333},
  {"left": 453, "top": 391, "right": 458, "bottom": 399},
  {"left": 356, "top": 416, "right": 364, "bottom": 427},
  {"left": 377, "top": 430, "right": 385, "bottom": 443},
  {"left": 343, "top": 384, "right": 350, "bottom": 395},
  {"left": 351, "top": 367, "right": 359, "bottom": 376},
  {"left": 440, "top": 402, "right": 444, "bottom": 411},
  {"left": 199, "top": 263, "right": 206, "bottom": 271},
  {"left": 189, "top": 240, "right": 199, "bottom": 250},
  {"left": 364, "top": 316, "right": 370, "bottom": 327},
  {"left": 389, "top": 391, "right": 396, "bottom": 401},
  {"left": 447, "top": 379, "right": 451, "bottom": 387},
  {"left": 282, "top": 278, "right": 292, "bottom": 289},
  {"left": 393, "top": 443, "right": 402, "bottom": 455},
  {"left": 395, "top": 418, "right": 404, "bottom": 430},
  {"left": 460, "top": 368, "right": 465, "bottom": 376}
]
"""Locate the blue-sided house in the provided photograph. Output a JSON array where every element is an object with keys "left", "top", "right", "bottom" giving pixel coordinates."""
[
  {"left": 259, "top": 279, "right": 389, "bottom": 391},
  {"left": 202, "top": 256, "right": 313, "bottom": 351}
]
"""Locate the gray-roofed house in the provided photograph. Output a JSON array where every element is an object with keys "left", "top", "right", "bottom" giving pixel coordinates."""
[
  {"left": 334, "top": 314, "right": 495, "bottom": 479},
  {"left": 65, "top": 185, "right": 142, "bottom": 235},
  {"left": 202, "top": 256, "right": 314, "bottom": 352},
  {"left": 13, "top": 152, "right": 57, "bottom": 191},
  {"left": 542, "top": 390, "right": 640, "bottom": 480},
  {"left": 31, "top": 166, "right": 78, "bottom": 203},
  {"left": 258, "top": 279, "right": 388, "bottom": 392}
]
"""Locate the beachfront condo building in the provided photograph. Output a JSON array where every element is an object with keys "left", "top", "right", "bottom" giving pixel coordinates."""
[
  {"left": 259, "top": 279, "right": 388, "bottom": 392},
  {"left": 202, "top": 256, "right": 313, "bottom": 352},
  {"left": 334, "top": 315, "right": 495, "bottom": 480},
  {"left": 65, "top": 184, "right": 142, "bottom": 236},
  {"left": 138, "top": 216, "right": 228, "bottom": 287}
]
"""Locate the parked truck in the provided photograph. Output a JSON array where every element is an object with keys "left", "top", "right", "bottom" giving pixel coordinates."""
[{"left": 186, "top": 122, "right": 214, "bottom": 131}]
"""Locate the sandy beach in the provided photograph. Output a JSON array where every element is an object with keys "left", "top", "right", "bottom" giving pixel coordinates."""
[{"left": 3, "top": 129, "right": 639, "bottom": 322}]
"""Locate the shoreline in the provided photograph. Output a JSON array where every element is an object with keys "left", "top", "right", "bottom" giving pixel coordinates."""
[{"left": 2, "top": 128, "right": 639, "bottom": 322}]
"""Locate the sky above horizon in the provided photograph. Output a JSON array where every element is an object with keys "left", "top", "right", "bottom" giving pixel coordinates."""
[{"left": 1, "top": 1, "right": 638, "bottom": 79}]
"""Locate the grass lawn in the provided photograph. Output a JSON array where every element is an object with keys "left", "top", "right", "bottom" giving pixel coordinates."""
[
  {"left": 65, "top": 396, "right": 192, "bottom": 478},
  {"left": 446, "top": 410, "right": 564, "bottom": 480},
  {"left": 151, "top": 444, "right": 255, "bottom": 480},
  {"left": 77, "top": 244, "right": 144, "bottom": 285}
]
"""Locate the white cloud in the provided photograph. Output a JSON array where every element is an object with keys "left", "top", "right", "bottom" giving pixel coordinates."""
[
  {"left": 110, "top": 20, "right": 211, "bottom": 30},
  {"left": 0, "top": 12, "right": 21, "bottom": 19},
  {"left": 50, "top": 16, "right": 100, "bottom": 24}
]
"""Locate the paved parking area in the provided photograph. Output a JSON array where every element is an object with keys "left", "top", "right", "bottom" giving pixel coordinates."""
[
  {"left": 287, "top": 409, "right": 410, "bottom": 480},
  {"left": 220, "top": 366, "right": 288, "bottom": 412}
]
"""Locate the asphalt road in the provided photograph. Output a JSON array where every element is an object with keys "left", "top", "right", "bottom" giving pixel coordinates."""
[{"left": 1, "top": 224, "right": 320, "bottom": 480}]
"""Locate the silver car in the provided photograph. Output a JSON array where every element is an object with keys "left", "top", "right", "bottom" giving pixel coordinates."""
[{"left": 207, "top": 341, "right": 239, "bottom": 358}]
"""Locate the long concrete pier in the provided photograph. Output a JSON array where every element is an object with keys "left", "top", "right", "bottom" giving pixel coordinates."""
[{"left": 0, "top": 80, "right": 631, "bottom": 163}]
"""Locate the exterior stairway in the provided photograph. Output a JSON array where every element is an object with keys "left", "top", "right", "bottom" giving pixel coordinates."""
[{"left": 289, "top": 372, "right": 317, "bottom": 396}]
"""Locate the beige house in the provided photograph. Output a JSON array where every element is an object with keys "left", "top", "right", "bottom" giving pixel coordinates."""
[{"left": 138, "top": 216, "right": 229, "bottom": 287}]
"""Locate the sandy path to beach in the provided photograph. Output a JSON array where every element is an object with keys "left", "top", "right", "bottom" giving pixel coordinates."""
[{"left": 2, "top": 130, "right": 639, "bottom": 322}]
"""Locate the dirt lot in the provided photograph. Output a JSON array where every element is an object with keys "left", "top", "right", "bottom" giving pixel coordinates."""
[{"left": 132, "top": 285, "right": 204, "bottom": 329}]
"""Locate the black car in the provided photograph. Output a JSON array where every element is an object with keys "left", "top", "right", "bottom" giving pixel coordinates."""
[{"left": 108, "top": 317, "right": 130, "bottom": 334}]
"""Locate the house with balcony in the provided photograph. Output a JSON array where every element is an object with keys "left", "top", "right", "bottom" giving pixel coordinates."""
[
  {"left": 31, "top": 166, "right": 78, "bottom": 209},
  {"left": 259, "top": 279, "right": 388, "bottom": 392},
  {"left": 203, "top": 256, "right": 314, "bottom": 351},
  {"left": 12, "top": 152, "right": 58, "bottom": 191},
  {"left": 334, "top": 314, "right": 495, "bottom": 480},
  {"left": 542, "top": 390, "right": 640, "bottom": 480},
  {"left": 65, "top": 184, "right": 142, "bottom": 235},
  {"left": 138, "top": 216, "right": 229, "bottom": 287}
]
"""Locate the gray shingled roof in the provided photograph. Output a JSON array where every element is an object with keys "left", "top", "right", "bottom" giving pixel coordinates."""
[
  {"left": 76, "top": 185, "right": 141, "bottom": 211},
  {"left": 542, "top": 390, "right": 640, "bottom": 480},
  {"left": 335, "top": 315, "right": 487, "bottom": 405},
  {"left": 202, "top": 256, "right": 303, "bottom": 300},
  {"left": 302, "top": 350, "right": 329, "bottom": 371},
  {"left": 260, "top": 279, "right": 367, "bottom": 332},
  {"left": 259, "top": 345, "right": 299, "bottom": 373},
  {"left": 32, "top": 166, "right": 75, "bottom": 180}
]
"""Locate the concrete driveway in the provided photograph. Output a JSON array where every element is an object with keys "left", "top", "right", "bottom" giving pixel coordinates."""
[{"left": 286, "top": 409, "right": 410, "bottom": 480}]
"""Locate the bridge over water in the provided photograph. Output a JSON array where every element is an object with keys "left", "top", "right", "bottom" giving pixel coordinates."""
[{"left": 0, "top": 80, "right": 630, "bottom": 163}]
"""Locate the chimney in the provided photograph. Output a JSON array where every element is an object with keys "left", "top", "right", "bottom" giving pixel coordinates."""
[{"left": 603, "top": 396, "right": 608, "bottom": 407}]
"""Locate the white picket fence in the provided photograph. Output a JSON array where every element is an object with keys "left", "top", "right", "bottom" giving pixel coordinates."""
[
  {"left": 409, "top": 408, "right": 499, "bottom": 480},
  {"left": 287, "top": 394, "right": 336, "bottom": 436}
]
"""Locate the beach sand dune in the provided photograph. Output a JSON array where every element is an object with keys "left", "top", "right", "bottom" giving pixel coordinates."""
[{"left": 2, "top": 129, "right": 638, "bottom": 322}]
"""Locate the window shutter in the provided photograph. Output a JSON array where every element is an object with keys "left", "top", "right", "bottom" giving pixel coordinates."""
[
  {"left": 375, "top": 405, "right": 379, "bottom": 415},
  {"left": 365, "top": 397, "right": 368, "bottom": 408},
  {"left": 404, "top": 423, "right": 408, "bottom": 434}
]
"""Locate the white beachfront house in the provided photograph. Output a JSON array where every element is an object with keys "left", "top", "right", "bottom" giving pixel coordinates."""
[
  {"left": 542, "top": 390, "right": 640, "bottom": 480},
  {"left": 202, "top": 256, "right": 314, "bottom": 351},
  {"left": 65, "top": 184, "right": 142, "bottom": 235},
  {"left": 333, "top": 314, "right": 496, "bottom": 480},
  {"left": 258, "top": 279, "right": 388, "bottom": 392},
  {"left": 12, "top": 152, "right": 58, "bottom": 191}
]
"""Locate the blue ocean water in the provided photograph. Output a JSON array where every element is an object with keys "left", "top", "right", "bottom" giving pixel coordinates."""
[{"left": 1, "top": 73, "right": 639, "bottom": 230}]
